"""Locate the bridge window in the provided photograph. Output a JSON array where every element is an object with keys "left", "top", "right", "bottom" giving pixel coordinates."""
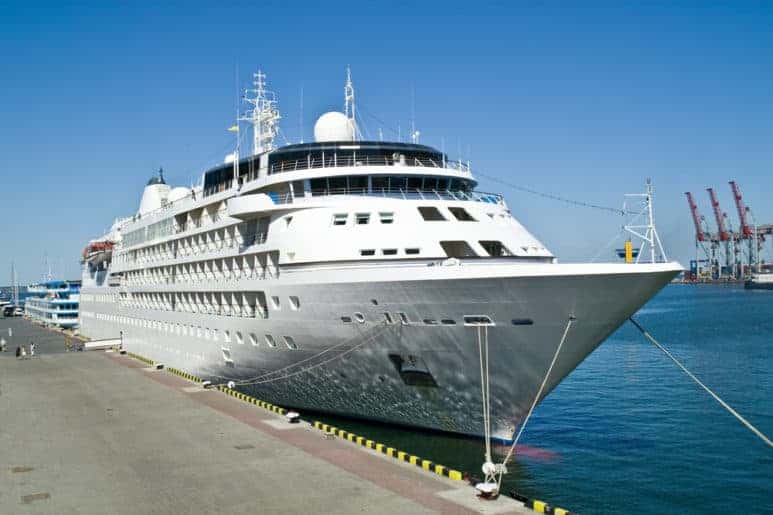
[
  {"left": 418, "top": 207, "right": 446, "bottom": 221},
  {"left": 355, "top": 213, "right": 370, "bottom": 225},
  {"left": 440, "top": 241, "right": 478, "bottom": 258},
  {"left": 449, "top": 207, "right": 476, "bottom": 221},
  {"left": 360, "top": 249, "right": 375, "bottom": 256},
  {"left": 379, "top": 212, "right": 394, "bottom": 224},
  {"left": 382, "top": 249, "right": 397, "bottom": 256},
  {"left": 479, "top": 240, "right": 513, "bottom": 257},
  {"left": 332, "top": 213, "right": 348, "bottom": 226}
]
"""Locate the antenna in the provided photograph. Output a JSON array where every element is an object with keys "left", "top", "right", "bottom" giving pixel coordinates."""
[
  {"left": 344, "top": 66, "right": 360, "bottom": 141},
  {"left": 410, "top": 84, "right": 419, "bottom": 144},
  {"left": 623, "top": 179, "right": 668, "bottom": 264},
  {"left": 239, "top": 70, "right": 281, "bottom": 155}
]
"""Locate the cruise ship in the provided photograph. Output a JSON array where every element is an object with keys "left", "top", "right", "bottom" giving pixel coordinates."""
[
  {"left": 25, "top": 280, "right": 81, "bottom": 328},
  {"left": 79, "top": 70, "right": 681, "bottom": 440}
]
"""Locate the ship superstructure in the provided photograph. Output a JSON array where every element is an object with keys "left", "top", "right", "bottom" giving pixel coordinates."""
[{"left": 79, "top": 70, "right": 681, "bottom": 440}]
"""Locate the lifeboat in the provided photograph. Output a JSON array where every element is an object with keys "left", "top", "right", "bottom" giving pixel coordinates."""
[{"left": 81, "top": 240, "right": 114, "bottom": 265}]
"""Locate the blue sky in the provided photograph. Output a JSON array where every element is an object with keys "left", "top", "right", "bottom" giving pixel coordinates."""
[{"left": 1, "top": 1, "right": 771, "bottom": 282}]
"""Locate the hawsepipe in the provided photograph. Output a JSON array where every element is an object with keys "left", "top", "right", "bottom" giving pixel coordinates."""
[{"left": 122, "top": 351, "right": 573, "bottom": 513}]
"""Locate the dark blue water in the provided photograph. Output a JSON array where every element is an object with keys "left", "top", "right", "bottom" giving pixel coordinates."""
[{"left": 315, "top": 285, "right": 773, "bottom": 514}]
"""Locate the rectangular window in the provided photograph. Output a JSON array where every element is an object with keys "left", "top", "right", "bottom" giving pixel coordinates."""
[
  {"left": 418, "top": 206, "right": 446, "bottom": 221},
  {"left": 479, "top": 240, "right": 513, "bottom": 257},
  {"left": 405, "top": 248, "right": 420, "bottom": 255},
  {"left": 382, "top": 249, "right": 397, "bottom": 256},
  {"left": 379, "top": 212, "right": 394, "bottom": 224},
  {"left": 355, "top": 213, "right": 370, "bottom": 225},
  {"left": 283, "top": 336, "right": 298, "bottom": 350},
  {"left": 449, "top": 207, "right": 476, "bottom": 221},
  {"left": 440, "top": 241, "right": 478, "bottom": 258},
  {"left": 332, "top": 213, "right": 348, "bottom": 226},
  {"left": 265, "top": 334, "right": 277, "bottom": 347},
  {"left": 360, "top": 249, "right": 375, "bottom": 256}
]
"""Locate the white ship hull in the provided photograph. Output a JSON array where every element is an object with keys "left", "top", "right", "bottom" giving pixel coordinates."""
[{"left": 80, "top": 261, "right": 679, "bottom": 440}]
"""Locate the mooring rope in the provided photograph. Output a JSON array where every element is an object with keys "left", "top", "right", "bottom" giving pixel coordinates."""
[
  {"left": 235, "top": 323, "right": 391, "bottom": 386},
  {"left": 496, "top": 316, "right": 576, "bottom": 488},
  {"left": 628, "top": 317, "right": 772, "bottom": 448},
  {"left": 477, "top": 325, "right": 494, "bottom": 478}
]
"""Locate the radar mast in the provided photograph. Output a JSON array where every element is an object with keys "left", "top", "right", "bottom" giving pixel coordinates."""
[
  {"left": 239, "top": 70, "right": 281, "bottom": 155},
  {"left": 344, "top": 66, "right": 360, "bottom": 141}
]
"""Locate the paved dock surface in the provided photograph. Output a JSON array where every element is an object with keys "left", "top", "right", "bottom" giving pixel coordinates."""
[{"left": 0, "top": 318, "right": 531, "bottom": 514}]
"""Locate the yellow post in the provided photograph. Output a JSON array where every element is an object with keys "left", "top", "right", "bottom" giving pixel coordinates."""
[{"left": 625, "top": 239, "right": 633, "bottom": 263}]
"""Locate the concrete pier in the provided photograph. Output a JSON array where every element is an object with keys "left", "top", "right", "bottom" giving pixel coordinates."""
[{"left": 0, "top": 318, "right": 533, "bottom": 514}]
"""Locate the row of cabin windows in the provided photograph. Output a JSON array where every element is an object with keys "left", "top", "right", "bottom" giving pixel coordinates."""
[
  {"left": 308, "top": 175, "right": 473, "bottom": 195},
  {"left": 358, "top": 241, "right": 511, "bottom": 259},
  {"left": 341, "top": 313, "right": 499, "bottom": 326},
  {"left": 333, "top": 212, "right": 393, "bottom": 226}
]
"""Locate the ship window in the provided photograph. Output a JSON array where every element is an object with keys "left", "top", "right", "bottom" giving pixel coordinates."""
[
  {"left": 355, "top": 213, "right": 370, "bottom": 225},
  {"left": 236, "top": 331, "right": 244, "bottom": 345},
  {"left": 382, "top": 249, "right": 397, "bottom": 256},
  {"left": 512, "top": 318, "right": 534, "bottom": 326},
  {"left": 212, "top": 329, "right": 218, "bottom": 341},
  {"left": 249, "top": 333, "right": 258, "bottom": 346},
  {"left": 224, "top": 330, "right": 231, "bottom": 343},
  {"left": 440, "top": 241, "right": 478, "bottom": 258},
  {"left": 383, "top": 312, "right": 394, "bottom": 324},
  {"left": 405, "top": 248, "right": 420, "bottom": 255},
  {"left": 418, "top": 206, "right": 446, "bottom": 221},
  {"left": 463, "top": 315, "right": 495, "bottom": 326},
  {"left": 341, "top": 316, "right": 352, "bottom": 323},
  {"left": 441, "top": 319, "right": 456, "bottom": 325},
  {"left": 271, "top": 296, "right": 280, "bottom": 309},
  {"left": 283, "top": 336, "right": 298, "bottom": 350},
  {"left": 205, "top": 328, "right": 211, "bottom": 339},
  {"left": 479, "top": 240, "right": 513, "bottom": 257},
  {"left": 423, "top": 318, "right": 438, "bottom": 325},
  {"left": 264, "top": 334, "right": 277, "bottom": 347},
  {"left": 197, "top": 326, "right": 202, "bottom": 338},
  {"left": 354, "top": 312, "right": 365, "bottom": 323},
  {"left": 332, "top": 213, "right": 348, "bottom": 226},
  {"left": 449, "top": 207, "right": 476, "bottom": 221},
  {"left": 379, "top": 212, "right": 394, "bottom": 224},
  {"left": 289, "top": 296, "right": 300, "bottom": 310},
  {"left": 360, "top": 249, "right": 375, "bottom": 256},
  {"left": 398, "top": 312, "right": 410, "bottom": 325}
]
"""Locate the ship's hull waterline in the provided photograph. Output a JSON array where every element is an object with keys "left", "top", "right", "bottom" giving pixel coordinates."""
[{"left": 80, "top": 262, "right": 680, "bottom": 440}]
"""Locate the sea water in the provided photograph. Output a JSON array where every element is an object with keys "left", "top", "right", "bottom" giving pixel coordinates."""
[{"left": 316, "top": 285, "right": 772, "bottom": 514}]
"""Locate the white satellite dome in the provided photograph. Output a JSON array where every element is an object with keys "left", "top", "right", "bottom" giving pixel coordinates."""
[{"left": 314, "top": 111, "right": 355, "bottom": 142}]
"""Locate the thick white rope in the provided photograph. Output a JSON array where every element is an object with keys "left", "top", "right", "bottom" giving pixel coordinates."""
[
  {"left": 477, "top": 326, "right": 492, "bottom": 467},
  {"left": 497, "top": 317, "right": 575, "bottom": 488},
  {"left": 629, "top": 317, "right": 772, "bottom": 448}
]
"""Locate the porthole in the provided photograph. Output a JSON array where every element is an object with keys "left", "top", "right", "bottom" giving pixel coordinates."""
[
  {"left": 354, "top": 312, "right": 365, "bottom": 323},
  {"left": 463, "top": 315, "right": 495, "bottom": 326},
  {"left": 370, "top": 299, "right": 378, "bottom": 305},
  {"left": 341, "top": 316, "right": 352, "bottom": 323}
]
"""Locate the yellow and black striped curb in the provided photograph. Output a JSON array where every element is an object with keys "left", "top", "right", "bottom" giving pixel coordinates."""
[
  {"left": 508, "top": 491, "right": 574, "bottom": 515},
  {"left": 218, "top": 386, "right": 287, "bottom": 415},
  {"left": 166, "top": 366, "right": 203, "bottom": 383},
  {"left": 126, "top": 351, "right": 155, "bottom": 366},
  {"left": 312, "top": 421, "right": 464, "bottom": 481}
]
